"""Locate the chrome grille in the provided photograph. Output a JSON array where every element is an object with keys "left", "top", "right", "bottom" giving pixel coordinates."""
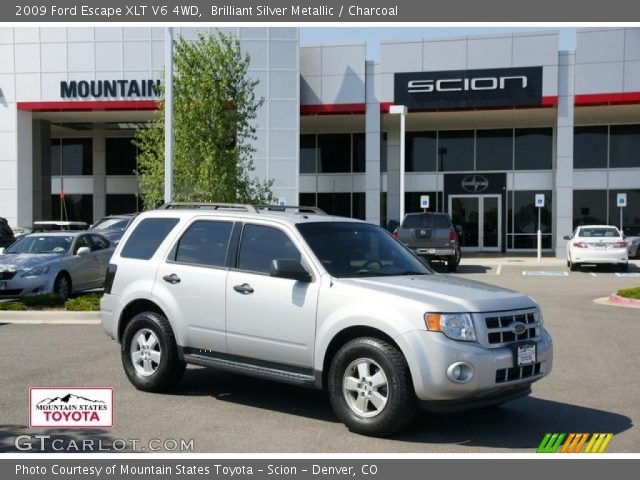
[
  {"left": 496, "top": 363, "right": 541, "bottom": 383},
  {"left": 484, "top": 311, "right": 540, "bottom": 346}
]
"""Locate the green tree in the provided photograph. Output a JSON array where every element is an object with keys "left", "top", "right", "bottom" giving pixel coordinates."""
[{"left": 134, "top": 32, "right": 273, "bottom": 208}]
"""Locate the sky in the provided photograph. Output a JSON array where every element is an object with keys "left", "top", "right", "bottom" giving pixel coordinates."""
[{"left": 299, "top": 27, "right": 577, "bottom": 60}]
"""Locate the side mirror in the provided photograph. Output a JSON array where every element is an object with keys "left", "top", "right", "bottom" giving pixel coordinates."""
[
  {"left": 76, "top": 246, "right": 91, "bottom": 256},
  {"left": 562, "top": 235, "right": 571, "bottom": 241},
  {"left": 270, "top": 259, "right": 311, "bottom": 283}
]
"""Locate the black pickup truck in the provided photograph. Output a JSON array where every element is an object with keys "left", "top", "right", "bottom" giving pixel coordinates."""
[{"left": 393, "top": 212, "right": 461, "bottom": 272}]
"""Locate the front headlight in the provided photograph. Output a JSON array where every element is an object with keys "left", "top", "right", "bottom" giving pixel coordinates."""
[
  {"left": 20, "top": 266, "right": 50, "bottom": 278},
  {"left": 424, "top": 312, "right": 477, "bottom": 342}
]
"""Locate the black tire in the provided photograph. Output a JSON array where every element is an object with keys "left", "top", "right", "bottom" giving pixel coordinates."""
[
  {"left": 569, "top": 257, "right": 578, "bottom": 271},
  {"left": 121, "top": 312, "right": 185, "bottom": 392},
  {"left": 328, "top": 337, "right": 417, "bottom": 437},
  {"left": 53, "top": 272, "right": 71, "bottom": 300},
  {"left": 446, "top": 248, "right": 460, "bottom": 273}
]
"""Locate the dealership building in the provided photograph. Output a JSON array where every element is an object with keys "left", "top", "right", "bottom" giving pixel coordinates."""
[{"left": 0, "top": 27, "right": 639, "bottom": 257}]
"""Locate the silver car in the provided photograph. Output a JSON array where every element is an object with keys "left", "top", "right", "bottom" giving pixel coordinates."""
[{"left": 0, "top": 231, "right": 113, "bottom": 299}]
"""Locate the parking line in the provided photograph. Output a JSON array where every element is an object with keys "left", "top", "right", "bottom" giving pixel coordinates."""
[
  {"left": 522, "top": 271, "right": 569, "bottom": 276},
  {"left": 496, "top": 265, "right": 502, "bottom": 275},
  {"left": 590, "top": 272, "right": 597, "bottom": 277},
  {"left": 615, "top": 272, "right": 640, "bottom": 277}
]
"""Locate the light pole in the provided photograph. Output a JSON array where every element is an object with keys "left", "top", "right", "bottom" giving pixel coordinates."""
[
  {"left": 390, "top": 105, "right": 407, "bottom": 222},
  {"left": 164, "top": 27, "right": 174, "bottom": 204}
]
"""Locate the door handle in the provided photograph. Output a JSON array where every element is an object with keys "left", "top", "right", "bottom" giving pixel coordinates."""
[
  {"left": 233, "top": 283, "right": 254, "bottom": 295},
  {"left": 163, "top": 273, "right": 181, "bottom": 284}
]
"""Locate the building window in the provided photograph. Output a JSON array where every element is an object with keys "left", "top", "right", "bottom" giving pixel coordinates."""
[
  {"left": 303, "top": 192, "right": 362, "bottom": 219},
  {"left": 573, "top": 190, "right": 607, "bottom": 229},
  {"left": 106, "top": 194, "right": 140, "bottom": 215},
  {"left": 406, "top": 132, "right": 436, "bottom": 172},
  {"left": 476, "top": 129, "right": 513, "bottom": 171},
  {"left": 509, "top": 190, "right": 552, "bottom": 249},
  {"left": 352, "top": 133, "right": 366, "bottom": 173},
  {"left": 51, "top": 138, "right": 93, "bottom": 176},
  {"left": 106, "top": 138, "right": 137, "bottom": 175},
  {"left": 574, "top": 126, "right": 608, "bottom": 169},
  {"left": 608, "top": 190, "right": 640, "bottom": 229},
  {"left": 404, "top": 192, "right": 444, "bottom": 213},
  {"left": 438, "top": 130, "right": 474, "bottom": 171},
  {"left": 51, "top": 194, "right": 93, "bottom": 224},
  {"left": 381, "top": 133, "right": 388, "bottom": 173},
  {"left": 352, "top": 192, "right": 366, "bottom": 220},
  {"left": 299, "top": 134, "right": 317, "bottom": 174},
  {"left": 610, "top": 124, "right": 640, "bottom": 168},
  {"left": 514, "top": 128, "right": 552, "bottom": 170},
  {"left": 318, "top": 134, "right": 351, "bottom": 173}
]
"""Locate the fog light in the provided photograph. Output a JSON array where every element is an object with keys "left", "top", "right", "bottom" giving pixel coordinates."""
[{"left": 446, "top": 362, "right": 474, "bottom": 383}]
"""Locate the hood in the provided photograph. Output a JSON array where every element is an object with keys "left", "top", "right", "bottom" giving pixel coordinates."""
[
  {"left": 0, "top": 253, "right": 64, "bottom": 271},
  {"left": 335, "top": 274, "right": 536, "bottom": 313}
]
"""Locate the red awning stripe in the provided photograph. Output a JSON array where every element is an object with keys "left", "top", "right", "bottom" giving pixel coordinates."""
[{"left": 17, "top": 100, "right": 159, "bottom": 112}]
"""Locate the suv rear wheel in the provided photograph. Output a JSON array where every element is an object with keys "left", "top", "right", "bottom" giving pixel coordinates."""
[
  {"left": 447, "top": 248, "right": 461, "bottom": 273},
  {"left": 121, "top": 312, "right": 185, "bottom": 392},
  {"left": 328, "top": 337, "right": 417, "bottom": 437}
]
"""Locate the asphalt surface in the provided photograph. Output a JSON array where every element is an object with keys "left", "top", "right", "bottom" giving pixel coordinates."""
[{"left": 1, "top": 260, "right": 639, "bottom": 453}]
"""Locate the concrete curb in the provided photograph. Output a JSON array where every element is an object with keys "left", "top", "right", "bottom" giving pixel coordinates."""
[
  {"left": 608, "top": 293, "right": 640, "bottom": 307},
  {"left": 0, "top": 310, "right": 100, "bottom": 324}
]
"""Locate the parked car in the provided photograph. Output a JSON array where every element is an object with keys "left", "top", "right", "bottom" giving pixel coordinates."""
[
  {"left": 622, "top": 226, "right": 640, "bottom": 259},
  {"left": 32, "top": 221, "right": 88, "bottom": 232},
  {"left": 0, "top": 231, "right": 113, "bottom": 299},
  {"left": 101, "top": 203, "right": 552, "bottom": 437},
  {"left": 0, "top": 217, "right": 16, "bottom": 249},
  {"left": 564, "top": 225, "right": 629, "bottom": 271},
  {"left": 393, "top": 212, "right": 461, "bottom": 272},
  {"left": 89, "top": 214, "right": 137, "bottom": 244}
]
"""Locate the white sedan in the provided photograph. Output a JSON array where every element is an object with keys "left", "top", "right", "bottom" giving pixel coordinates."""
[{"left": 565, "top": 225, "right": 628, "bottom": 272}]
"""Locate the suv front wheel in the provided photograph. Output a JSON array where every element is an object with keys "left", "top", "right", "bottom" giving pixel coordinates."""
[
  {"left": 328, "top": 337, "right": 417, "bottom": 437},
  {"left": 121, "top": 312, "right": 185, "bottom": 392}
]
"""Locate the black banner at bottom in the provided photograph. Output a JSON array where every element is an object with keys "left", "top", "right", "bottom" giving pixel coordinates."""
[{"left": 2, "top": 459, "right": 638, "bottom": 480}]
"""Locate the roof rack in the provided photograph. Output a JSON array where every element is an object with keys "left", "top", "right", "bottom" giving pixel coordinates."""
[
  {"left": 257, "top": 205, "right": 327, "bottom": 215},
  {"left": 158, "top": 202, "right": 259, "bottom": 213}
]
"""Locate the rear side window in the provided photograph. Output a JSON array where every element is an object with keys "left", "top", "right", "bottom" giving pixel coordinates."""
[
  {"left": 238, "top": 224, "right": 301, "bottom": 274},
  {"left": 121, "top": 218, "right": 179, "bottom": 260},
  {"left": 403, "top": 214, "right": 451, "bottom": 229},
  {"left": 174, "top": 220, "right": 233, "bottom": 267}
]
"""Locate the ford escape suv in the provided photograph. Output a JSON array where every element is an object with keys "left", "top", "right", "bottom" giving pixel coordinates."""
[{"left": 101, "top": 203, "right": 553, "bottom": 437}]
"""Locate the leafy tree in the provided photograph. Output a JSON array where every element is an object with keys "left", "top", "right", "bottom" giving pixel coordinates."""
[{"left": 134, "top": 32, "right": 273, "bottom": 208}]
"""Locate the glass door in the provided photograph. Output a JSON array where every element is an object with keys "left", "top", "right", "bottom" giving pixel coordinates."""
[{"left": 449, "top": 195, "right": 501, "bottom": 251}]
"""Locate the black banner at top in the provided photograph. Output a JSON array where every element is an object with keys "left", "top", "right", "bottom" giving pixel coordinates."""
[
  {"left": 394, "top": 67, "right": 543, "bottom": 111},
  {"left": 4, "top": 0, "right": 640, "bottom": 22}
]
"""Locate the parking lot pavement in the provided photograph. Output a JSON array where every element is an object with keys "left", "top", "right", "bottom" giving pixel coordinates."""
[{"left": 0, "top": 262, "right": 639, "bottom": 453}]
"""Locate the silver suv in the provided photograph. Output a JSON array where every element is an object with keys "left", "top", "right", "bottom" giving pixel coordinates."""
[{"left": 101, "top": 203, "right": 553, "bottom": 437}]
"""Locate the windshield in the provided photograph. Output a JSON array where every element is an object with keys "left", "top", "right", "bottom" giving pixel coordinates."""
[
  {"left": 91, "top": 218, "right": 130, "bottom": 231},
  {"left": 402, "top": 214, "right": 451, "bottom": 229},
  {"left": 578, "top": 227, "right": 620, "bottom": 238},
  {"left": 296, "top": 222, "right": 432, "bottom": 278},
  {"left": 5, "top": 235, "right": 73, "bottom": 254}
]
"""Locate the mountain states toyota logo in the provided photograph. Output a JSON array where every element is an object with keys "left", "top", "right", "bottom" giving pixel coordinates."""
[{"left": 29, "top": 387, "right": 113, "bottom": 428}]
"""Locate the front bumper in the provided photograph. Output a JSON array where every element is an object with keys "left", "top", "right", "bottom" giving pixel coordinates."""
[
  {"left": 100, "top": 293, "right": 119, "bottom": 341},
  {"left": 396, "top": 328, "right": 553, "bottom": 402},
  {"left": 0, "top": 275, "right": 52, "bottom": 298}
]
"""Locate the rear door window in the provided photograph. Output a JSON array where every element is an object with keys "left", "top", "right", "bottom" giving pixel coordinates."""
[
  {"left": 173, "top": 220, "right": 233, "bottom": 267},
  {"left": 121, "top": 218, "right": 180, "bottom": 260}
]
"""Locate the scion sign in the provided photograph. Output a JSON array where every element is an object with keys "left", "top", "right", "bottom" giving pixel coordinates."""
[{"left": 394, "top": 66, "right": 543, "bottom": 110}]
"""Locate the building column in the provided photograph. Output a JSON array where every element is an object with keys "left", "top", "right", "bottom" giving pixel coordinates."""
[
  {"left": 364, "top": 61, "right": 381, "bottom": 225},
  {"left": 93, "top": 129, "right": 106, "bottom": 222},
  {"left": 32, "top": 120, "right": 51, "bottom": 221},
  {"left": 16, "top": 110, "right": 33, "bottom": 228},
  {"left": 386, "top": 122, "right": 401, "bottom": 224},
  {"left": 554, "top": 52, "right": 575, "bottom": 258}
]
